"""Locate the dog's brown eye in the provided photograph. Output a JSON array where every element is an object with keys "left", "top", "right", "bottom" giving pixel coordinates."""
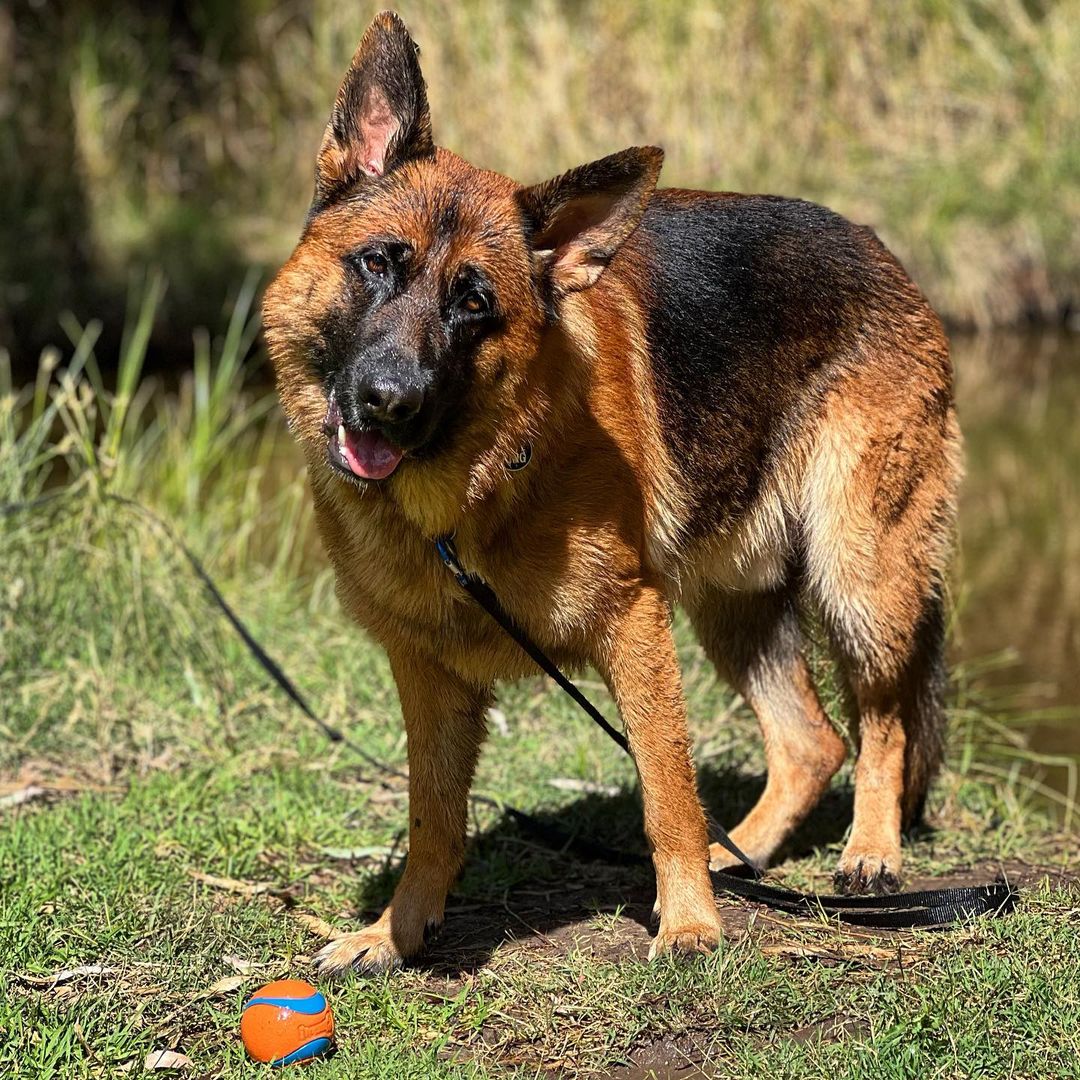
[
  {"left": 363, "top": 252, "right": 388, "bottom": 276},
  {"left": 461, "top": 291, "right": 489, "bottom": 315}
]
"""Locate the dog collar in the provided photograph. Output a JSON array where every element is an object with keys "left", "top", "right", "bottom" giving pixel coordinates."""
[{"left": 505, "top": 443, "right": 532, "bottom": 473}]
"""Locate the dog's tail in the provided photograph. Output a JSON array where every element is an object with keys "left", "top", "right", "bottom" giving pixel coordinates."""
[{"left": 901, "top": 584, "right": 949, "bottom": 828}]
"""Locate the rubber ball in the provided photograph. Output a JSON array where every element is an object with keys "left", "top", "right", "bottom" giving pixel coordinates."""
[{"left": 240, "top": 979, "right": 335, "bottom": 1066}]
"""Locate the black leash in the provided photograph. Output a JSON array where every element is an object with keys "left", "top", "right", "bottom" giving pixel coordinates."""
[
  {"left": 3, "top": 491, "right": 1018, "bottom": 927},
  {"left": 434, "top": 539, "right": 632, "bottom": 754},
  {"left": 434, "top": 535, "right": 1019, "bottom": 929},
  {"left": 435, "top": 533, "right": 761, "bottom": 872}
]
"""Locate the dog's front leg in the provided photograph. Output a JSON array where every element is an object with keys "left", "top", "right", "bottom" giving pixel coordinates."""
[
  {"left": 598, "top": 584, "right": 722, "bottom": 959},
  {"left": 315, "top": 651, "right": 489, "bottom": 978}
]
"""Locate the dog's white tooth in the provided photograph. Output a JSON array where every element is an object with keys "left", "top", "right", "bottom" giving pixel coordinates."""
[{"left": 338, "top": 424, "right": 346, "bottom": 448}]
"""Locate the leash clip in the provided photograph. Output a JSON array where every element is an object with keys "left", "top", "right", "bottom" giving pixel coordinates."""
[{"left": 434, "top": 535, "right": 471, "bottom": 587}]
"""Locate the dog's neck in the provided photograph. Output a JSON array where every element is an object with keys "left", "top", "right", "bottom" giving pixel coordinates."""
[{"left": 386, "top": 307, "right": 597, "bottom": 541}]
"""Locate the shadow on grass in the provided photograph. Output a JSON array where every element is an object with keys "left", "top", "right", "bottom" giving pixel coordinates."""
[{"left": 345, "top": 761, "right": 859, "bottom": 977}]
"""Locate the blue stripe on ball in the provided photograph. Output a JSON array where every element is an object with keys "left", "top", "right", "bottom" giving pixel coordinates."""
[
  {"left": 244, "top": 992, "right": 328, "bottom": 1015},
  {"left": 272, "top": 1036, "right": 333, "bottom": 1067}
]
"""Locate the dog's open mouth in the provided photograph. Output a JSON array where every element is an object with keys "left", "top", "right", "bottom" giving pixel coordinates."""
[{"left": 322, "top": 396, "right": 404, "bottom": 481}]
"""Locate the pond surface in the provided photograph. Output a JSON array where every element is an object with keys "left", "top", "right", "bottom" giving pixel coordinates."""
[{"left": 953, "top": 333, "right": 1080, "bottom": 803}]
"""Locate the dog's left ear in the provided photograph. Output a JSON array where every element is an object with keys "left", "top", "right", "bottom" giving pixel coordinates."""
[
  {"left": 517, "top": 146, "right": 663, "bottom": 295},
  {"left": 315, "top": 11, "right": 435, "bottom": 205}
]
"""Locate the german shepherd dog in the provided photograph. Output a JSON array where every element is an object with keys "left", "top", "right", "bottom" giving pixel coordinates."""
[{"left": 263, "top": 12, "right": 960, "bottom": 976}]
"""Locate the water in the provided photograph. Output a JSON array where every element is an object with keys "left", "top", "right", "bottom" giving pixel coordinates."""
[{"left": 953, "top": 333, "right": 1080, "bottom": 803}]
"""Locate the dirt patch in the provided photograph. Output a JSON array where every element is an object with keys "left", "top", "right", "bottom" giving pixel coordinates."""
[
  {"left": 420, "top": 857, "right": 1073, "bottom": 979},
  {"left": 411, "top": 857, "right": 1076, "bottom": 1076},
  {"left": 608, "top": 1033, "right": 722, "bottom": 1080}
]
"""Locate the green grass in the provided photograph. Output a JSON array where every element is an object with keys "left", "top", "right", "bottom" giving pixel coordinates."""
[
  {"left": 1, "top": 550, "right": 1076, "bottom": 1078},
  {"left": 2, "top": 300, "right": 1078, "bottom": 1077}
]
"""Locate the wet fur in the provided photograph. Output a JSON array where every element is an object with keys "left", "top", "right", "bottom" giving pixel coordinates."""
[{"left": 263, "top": 11, "right": 959, "bottom": 975}]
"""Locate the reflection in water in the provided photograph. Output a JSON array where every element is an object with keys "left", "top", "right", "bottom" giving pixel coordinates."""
[{"left": 953, "top": 333, "right": 1080, "bottom": 799}]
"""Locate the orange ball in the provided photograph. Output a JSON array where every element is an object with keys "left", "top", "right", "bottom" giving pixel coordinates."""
[{"left": 240, "top": 979, "right": 335, "bottom": 1066}]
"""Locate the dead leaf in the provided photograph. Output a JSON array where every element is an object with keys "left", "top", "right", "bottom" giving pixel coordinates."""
[
  {"left": 293, "top": 913, "right": 342, "bottom": 940},
  {"left": 759, "top": 944, "right": 833, "bottom": 958},
  {"left": 318, "top": 845, "right": 395, "bottom": 861},
  {"left": 223, "top": 954, "right": 268, "bottom": 974},
  {"left": 144, "top": 1049, "right": 193, "bottom": 1070},
  {"left": 0, "top": 786, "right": 47, "bottom": 810},
  {"left": 204, "top": 975, "right": 247, "bottom": 997},
  {"left": 0, "top": 776, "right": 116, "bottom": 809},
  {"left": 47, "top": 776, "right": 113, "bottom": 793},
  {"left": 487, "top": 707, "right": 510, "bottom": 736},
  {"left": 188, "top": 871, "right": 273, "bottom": 896},
  {"left": 15, "top": 965, "right": 117, "bottom": 988}
]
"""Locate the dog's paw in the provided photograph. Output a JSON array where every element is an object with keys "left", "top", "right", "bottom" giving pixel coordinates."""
[
  {"left": 833, "top": 850, "right": 901, "bottom": 896},
  {"left": 647, "top": 917, "right": 723, "bottom": 961},
  {"left": 313, "top": 923, "right": 409, "bottom": 980}
]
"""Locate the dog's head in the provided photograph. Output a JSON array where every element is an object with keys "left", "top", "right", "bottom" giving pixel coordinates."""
[{"left": 263, "top": 11, "right": 662, "bottom": 504}]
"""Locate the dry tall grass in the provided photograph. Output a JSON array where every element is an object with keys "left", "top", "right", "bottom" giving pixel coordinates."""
[{"left": 3, "top": 0, "right": 1079, "bottom": 354}]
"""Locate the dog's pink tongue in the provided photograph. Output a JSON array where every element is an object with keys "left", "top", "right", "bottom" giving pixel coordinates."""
[{"left": 341, "top": 429, "right": 404, "bottom": 480}]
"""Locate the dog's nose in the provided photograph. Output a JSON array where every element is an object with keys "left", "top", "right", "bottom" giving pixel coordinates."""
[{"left": 356, "top": 373, "right": 424, "bottom": 425}]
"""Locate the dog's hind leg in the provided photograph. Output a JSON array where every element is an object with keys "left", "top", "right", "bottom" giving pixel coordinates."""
[
  {"left": 824, "top": 588, "right": 948, "bottom": 895},
  {"left": 801, "top": 371, "right": 959, "bottom": 895},
  {"left": 687, "top": 585, "right": 847, "bottom": 870}
]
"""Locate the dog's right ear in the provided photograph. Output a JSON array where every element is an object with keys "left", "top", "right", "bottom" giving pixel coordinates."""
[{"left": 314, "top": 11, "right": 435, "bottom": 205}]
